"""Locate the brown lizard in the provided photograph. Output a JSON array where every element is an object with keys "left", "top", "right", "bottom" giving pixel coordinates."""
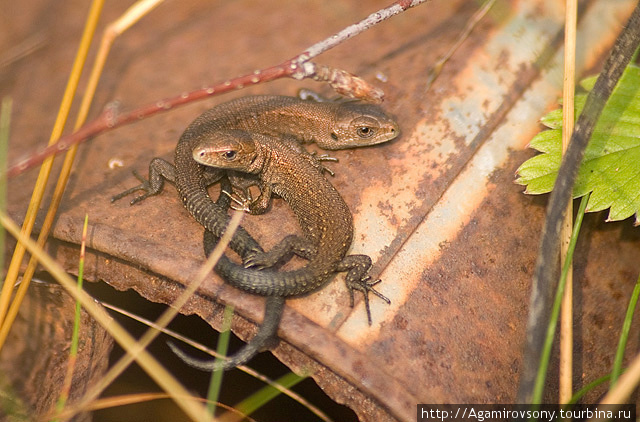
[
  {"left": 113, "top": 95, "right": 398, "bottom": 370},
  {"left": 112, "top": 95, "right": 398, "bottom": 259},
  {"left": 169, "top": 129, "right": 390, "bottom": 371}
]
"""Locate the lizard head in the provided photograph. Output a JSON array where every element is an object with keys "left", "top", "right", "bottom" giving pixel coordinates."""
[
  {"left": 323, "top": 102, "right": 400, "bottom": 150},
  {"left": 193, "top": 130, "right": 258, "bottom": 173}
]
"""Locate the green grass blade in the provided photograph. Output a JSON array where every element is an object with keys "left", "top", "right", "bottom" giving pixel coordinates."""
[
  {"left": 567, "top": 373, "right": 612, "bottom": 405},
  {"left": 53, "top": 214, "right": 88, "bottom": 420},
  {"left": 0, "top": 97, "right": 11, "bottom": 275},
  {"left": 531, "top": 194, "right": 590, "bottom": 404},
  {"left": 72, "top": 214, "right": 88, "bottom": 355},
  {"left": 206, "top": 304, "right": 234, "bottom": 415},
  {"left": 234, "top": 371, "right": 308, "bottom": 417},
  {"left": 610, "top": 275, "right": 640, "bottom": 388}
]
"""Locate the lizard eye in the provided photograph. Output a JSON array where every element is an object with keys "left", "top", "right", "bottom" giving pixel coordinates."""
[
  {"left": 222, "top": 150, "right": 237, "bottom": 160},
  {"left": 357, "top": 126, "right": 375, "bottom": 138}
]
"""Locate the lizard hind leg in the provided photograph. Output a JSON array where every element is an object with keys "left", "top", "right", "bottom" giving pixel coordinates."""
[
  {"left": 337, "top": 255, "right": 391, "bottom": 325},
  {"left": 243, "top": 235, "right": 317, "bottom": 270}
]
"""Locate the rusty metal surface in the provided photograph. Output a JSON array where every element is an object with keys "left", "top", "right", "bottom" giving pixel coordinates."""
[
  {"left": 0, "top": 282, "right": 113, "bottom": 422},
  {"left": 4, "top": 0, "right": 640, "bottom": 421}
]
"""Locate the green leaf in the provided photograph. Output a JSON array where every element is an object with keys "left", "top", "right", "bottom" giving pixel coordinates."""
[{"left": 515, "top": 64, "right": 640, "bottom": 224}]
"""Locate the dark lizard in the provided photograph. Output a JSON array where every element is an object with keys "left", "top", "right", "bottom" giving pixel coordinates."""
[
  {"left": 170, "top": 129, "right": 391, "bottom": 371},
  {"left": 112, "top": 95, "right": 399, "bottom": 370}
]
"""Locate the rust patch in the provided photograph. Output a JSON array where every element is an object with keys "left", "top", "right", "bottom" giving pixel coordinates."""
[
  {"left": 0, "top": 283, "right": 112, "bottom": 420},
  {"left": 4, "top": 0, "right": 639, "bottom": 420}
]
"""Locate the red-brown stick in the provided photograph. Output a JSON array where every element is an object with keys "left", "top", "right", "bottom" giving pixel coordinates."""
[{"left": 7, "top": 0, "right": 427, "bottom": 178}]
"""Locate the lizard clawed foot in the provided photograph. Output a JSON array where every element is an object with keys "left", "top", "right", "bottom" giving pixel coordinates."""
[
  {"left": 222, "top": 189, "right": 253, "bottom": 213},
  {"left": 242, "top": 244, "right": 285, "bottom": 269},
  {"left": 111, "top": 170, "right": 155, "bottom": 205},
  {"left": 308, "top": 152, "right": 338, "bottom": 176},
  {"left": 346, "top": 275, "right": 391, "bottom": 325},
  {"left": 313, "top": 153, "right": 339, "bottom": 163},
  {"left": 243, "top": 253, "right": 272, "bottom": 270},
  {"left": 243, "top": 249, "right": 287, "bottom": 270}
]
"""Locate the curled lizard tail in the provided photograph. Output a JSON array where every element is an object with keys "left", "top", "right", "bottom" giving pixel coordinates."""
[
  {"left": 169, "top": 295, "right": 285, "bottom": 371},
  {"left": 169, "top": 176, "right": 286, "bottom": 371}
]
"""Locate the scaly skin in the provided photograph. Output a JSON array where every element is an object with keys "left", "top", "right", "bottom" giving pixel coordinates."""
[
  {"left": 170, "top": 130, "right": 390, "bottom": 371},
  {"left": 112, "top": 95, "right": 399, "bottom": 259},
  {"left": 112, "top": 95, "right": 399, "bottom": 370}
]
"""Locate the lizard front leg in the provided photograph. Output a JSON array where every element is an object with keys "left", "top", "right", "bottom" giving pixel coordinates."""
[
  {"left": 224, "top": 180, "right": 273, "bottom": 215},
  {"left": 112, "top": 158, "right": 224, "bottom": 205}
]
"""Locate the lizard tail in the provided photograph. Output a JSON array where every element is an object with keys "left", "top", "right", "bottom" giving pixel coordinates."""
[{"left": 169, "top": 295, "right": 285, "bottom": 371}]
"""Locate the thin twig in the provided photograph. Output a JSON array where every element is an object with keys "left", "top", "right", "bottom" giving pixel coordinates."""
[
  {"left": 425, "top": 0, "right": 496, "bottom": 91},
  {"left": 6, "top": 0, "right": 428, "bottom": 179},
  {"left": 559, "top": 0, "right": 577, "bottom": 405},
  {"left": 0, "top": 31, "right": 48, "bottom": 69}
]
